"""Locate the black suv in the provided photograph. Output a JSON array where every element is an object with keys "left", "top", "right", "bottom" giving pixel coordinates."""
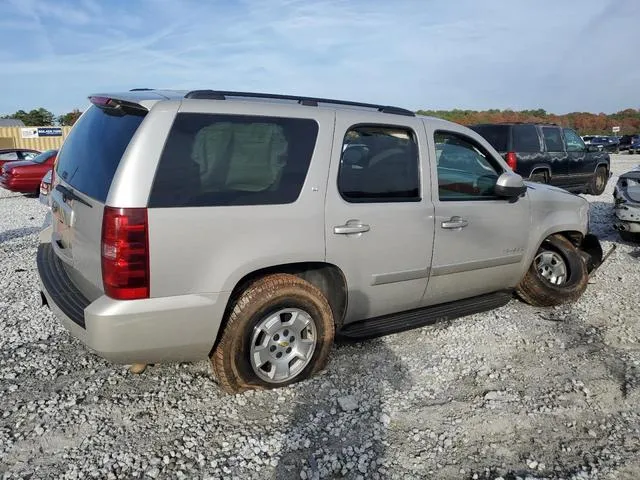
[
  {"left": 619, "top": 134, "right": 640, "bottom": 153},
  {"left": 470, "top": 123, "right": 610, "bottom": 195}
]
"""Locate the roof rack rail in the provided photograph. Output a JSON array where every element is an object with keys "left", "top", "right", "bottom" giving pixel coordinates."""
[
  {"left": 129, "top": 88, "right": 154, "bottom": 91},
  {"left": 183, "top": 90, "right": 415, "bottom": 117}
]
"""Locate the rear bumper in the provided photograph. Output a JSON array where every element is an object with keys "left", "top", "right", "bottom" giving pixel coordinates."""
[
  {"left": 37, "top": 243, "right": 230, "bottom": 364},
  {"left": 0, "top": 175, "right": 38, "bottom": 193}
]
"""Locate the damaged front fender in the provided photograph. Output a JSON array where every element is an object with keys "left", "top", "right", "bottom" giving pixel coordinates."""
[{"left": 579, "top": 234, "right": 603, "bottom": 273}]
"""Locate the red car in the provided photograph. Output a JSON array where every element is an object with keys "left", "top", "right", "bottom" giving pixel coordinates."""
[
  {"left": 0, "top": 148, "right": 41, "bottom": 169},
  {"left": 0, "top": 149, "right": 58, "bottom": 194}
]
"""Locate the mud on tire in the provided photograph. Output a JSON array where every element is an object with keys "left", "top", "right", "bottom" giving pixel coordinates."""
[
  {"left": 516, "top": 234, "right": 588, "bottom": 307},
  {"left": 211, "top": 274, "right": 335, "bottom": 394}
]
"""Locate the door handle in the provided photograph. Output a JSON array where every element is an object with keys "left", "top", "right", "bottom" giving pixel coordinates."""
[
  {"left": 441, "top": 216, "right": 468, "bottom": 229},
  {"left": 334, "top": 223, "right": 370, "bottom": 235}
]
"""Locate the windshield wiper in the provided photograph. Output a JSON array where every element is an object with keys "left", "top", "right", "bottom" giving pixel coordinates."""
[{"left": 55, "top": 184, "right": 92, "bottom": 208}]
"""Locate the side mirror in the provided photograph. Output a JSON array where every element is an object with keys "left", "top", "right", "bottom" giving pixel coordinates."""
[
  {"left": 587, "top": 145, "right": 599, "bottom": 153},
  {"left": 495, "top": 172, "right": 527, "bottom": 198}
]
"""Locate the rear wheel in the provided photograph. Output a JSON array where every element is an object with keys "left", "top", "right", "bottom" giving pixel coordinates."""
[
  {"left": 529, "top": 171, "right": 548, "bottom": 184},
  {"left": 588, "top": 166, "right": 608, "bottom": 195},
  {"left": 211, "top": 274, "right": 335, "bottom": 394},
  {"left": 516, "top": 234, "right": 588, "bottom": 307}
]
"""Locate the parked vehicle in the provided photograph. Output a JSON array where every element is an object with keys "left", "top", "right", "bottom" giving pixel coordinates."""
[
  {"left": 628, "top": 136, "right": 640, "bottom": 155},
  {"left": 0, "top": 148, "right": 41, "bottom": 168},
  {"left": 582, "top": 135, "right": 596, "bottom": 145},
  {"left": 39, "top": 169, "right": 53, "bottom": 206},
  {"left": 0, "top": 149, "right": 57, "bottom": 194},
  {"left": 618, "top": 134, "right": 640, "bottom": 152},
  {"left": 37, "top": 90, "right": 604, "bottom": 393},
  {"left": 613, "top": 165, "right": 640, "bottom": 241},
  {"left": 470, "top": 123, "right": 610, "bottom": 195},
  {"left": 589, "top": 136, "right": 619, "bottom": 153}
]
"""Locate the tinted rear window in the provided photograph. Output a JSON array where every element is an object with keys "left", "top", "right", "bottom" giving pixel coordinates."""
[
  {"left": 541, "top": 127, "right": 564, "bottom": 152},
  {"left": 55, "top": 105, "right": 145, "bottom": 202},
  {"left": 148, "top": 113, "right": 319, "bottom": 208},
  {"left": 469, "top": 125, "right": 509, "bottom": 152},
  {"left": 511, "top": 124, "right": 541, "bottom": 152}
]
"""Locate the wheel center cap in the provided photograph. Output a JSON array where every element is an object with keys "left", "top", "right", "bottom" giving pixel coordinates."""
[{"left": 279, "top": 340, "right": 289, "bottom": 347}]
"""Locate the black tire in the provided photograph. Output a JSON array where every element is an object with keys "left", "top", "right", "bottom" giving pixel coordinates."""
[
  {"left": 588, "top": 166, "right": 608, "bottom": 195},
  {"left": 516, "top": 234, "right": 588, "bottom": 307},
  {"left": 211, "top": 274, "right": 335, "bottom": 394},
  {"left": 619, "top": 230, "right": 640, "bottom": 243}
]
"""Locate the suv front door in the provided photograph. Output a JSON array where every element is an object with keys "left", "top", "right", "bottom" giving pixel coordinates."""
[
  {"left": 325, "top": 115, "right": 435, "bottom": 323},
  {"left": 421, "top": 124, "right": 531, "bottom": 306},
  {"left": 563, "top": 128, "right": 596, "bottom": 187}
]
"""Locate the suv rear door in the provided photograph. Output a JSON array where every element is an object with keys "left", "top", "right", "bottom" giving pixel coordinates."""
[
  {"left": 325, "top": 114, "right": 434, "bottom": 323},
  {"left": 540, "top": 126, "right": 569, "bottom": 187},
  {"left": 49, "top": 100, "right": 150, "bottom": 300}
]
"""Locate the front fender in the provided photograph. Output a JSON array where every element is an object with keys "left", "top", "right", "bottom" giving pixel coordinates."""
[{"left": 579, "top": 234, "right": 603, "bottom": 273}]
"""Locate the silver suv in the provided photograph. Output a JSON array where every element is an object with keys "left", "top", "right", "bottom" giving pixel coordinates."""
[{"left": 38, "top": 89, "right": 604, "bottom": 393}]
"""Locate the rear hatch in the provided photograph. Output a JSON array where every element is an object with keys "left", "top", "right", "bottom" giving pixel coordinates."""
[{"left": 49, "top": 98, "right": 147, "bottom": 300}]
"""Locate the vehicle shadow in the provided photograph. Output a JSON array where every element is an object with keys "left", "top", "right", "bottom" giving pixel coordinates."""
[
  {"left": 275, "top": 292, "right": 412, "bottom": 480},
  {"left": 0, "top": 227, "right": 41, "bottom": 244},
  {"left": 274, "top": 339, "right": 411, "bottom": 480}
]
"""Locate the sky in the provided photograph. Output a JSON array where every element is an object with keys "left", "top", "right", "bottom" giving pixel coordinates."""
[{"left": 0, "top": 0, "right": 638, "bottom": 116}]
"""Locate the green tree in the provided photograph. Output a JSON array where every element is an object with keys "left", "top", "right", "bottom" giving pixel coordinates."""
[
  {"left": 4, "top": 108, "right": 55, "bottom": 126},
  {"left": 57, "top": 109, "right": 82, "bottom": 126}
]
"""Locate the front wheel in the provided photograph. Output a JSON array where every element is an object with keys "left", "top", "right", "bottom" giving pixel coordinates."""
[
  {"left": 516, "top": 235, "right": 588, "bottom": 307},
  {"left": 211, "top": 274, "right": 335, "bottom": 394},
  {"left": 588, "top": 166, "right": 608, "bottom": 195}
]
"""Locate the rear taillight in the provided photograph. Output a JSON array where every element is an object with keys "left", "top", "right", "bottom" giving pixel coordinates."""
[
  {"left": 101, "top": 207, "right": 149, "bottom": 300},
  {"left": 505, "top": 151, "right": 517, "bottom": 170}
]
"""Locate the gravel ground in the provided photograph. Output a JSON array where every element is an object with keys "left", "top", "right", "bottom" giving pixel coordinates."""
[{"left": 1, "top": 156, "right": 640, "bottom": 480}]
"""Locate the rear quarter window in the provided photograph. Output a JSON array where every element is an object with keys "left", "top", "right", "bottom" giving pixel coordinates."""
[
  {"left": 55, "top": 105, "right": 145, "bottom": 202},
  {"left": 541, "top": 127, "right": 564, "bottom": 152},
  {"left": 148, "top": 113, "right": 319, "bottom": 207},
  {"left": 469, "top": 125, "right": 509, "bottom": 152},
  {"left": 511, "top": 124, "right": 541, "bottom": 152}
]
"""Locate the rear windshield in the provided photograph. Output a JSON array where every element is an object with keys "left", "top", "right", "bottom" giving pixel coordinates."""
[
  {"left": 55, "top": 105, "right": 145, "bottom": 202},
  {"left": 469, "top": 125, "right": 509, "bottom": 152},
  {"left": 148, "top": 113, "right": 319, "bottom": 208},
  {"left": 32, "top": 149, "right": 57, "bottom": 164}
]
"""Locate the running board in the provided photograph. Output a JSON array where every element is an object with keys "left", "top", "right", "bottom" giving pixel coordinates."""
[{"left": 338, "top": 291, "right": 513, "bottom": 340}]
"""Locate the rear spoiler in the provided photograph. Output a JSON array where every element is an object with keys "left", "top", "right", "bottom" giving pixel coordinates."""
[{"left": 89, "top": 96, "right": 148, "bottom": 116}]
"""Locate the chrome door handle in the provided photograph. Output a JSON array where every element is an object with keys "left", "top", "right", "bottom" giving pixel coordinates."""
[
  {"left": 441, "top": 216, "right": 468, "bottom": 229},
  {"left": 334, "top": 223, "right": 370, "bottom": 235}
]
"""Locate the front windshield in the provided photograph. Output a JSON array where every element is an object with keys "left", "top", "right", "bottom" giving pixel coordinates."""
[{"left": 32, "top": 149, "right": 56, "bottom": 164}]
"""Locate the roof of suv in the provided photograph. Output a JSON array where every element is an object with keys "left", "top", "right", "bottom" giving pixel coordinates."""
[{"left": 89, "top": 88, "right": 418, "bottom": 118}]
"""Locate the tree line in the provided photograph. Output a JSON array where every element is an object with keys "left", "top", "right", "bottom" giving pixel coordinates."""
[
  {"left": 1, "top": 108, "right": 82, "bottom": 127},
  {"left": 416, "top": 108, "right": 640, "bottom": 135},
  {"left": 3, "top": 106, "right": 640, "bottom": 134}
]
